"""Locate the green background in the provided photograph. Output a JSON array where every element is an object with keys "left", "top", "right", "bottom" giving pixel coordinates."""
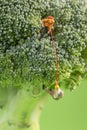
[{"left": 40, "top": 79, "right": 87, "bottom": 130}]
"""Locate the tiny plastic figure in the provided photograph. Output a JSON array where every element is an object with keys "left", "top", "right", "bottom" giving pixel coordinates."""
[
  {"left": 43, "top": 81, "right": 64, "bottom": 100},
  {"left": 39, "top": 16, "right": 55, "bottom": 40}
]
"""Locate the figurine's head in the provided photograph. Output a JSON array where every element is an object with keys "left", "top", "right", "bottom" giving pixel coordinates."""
[{"left": 47, "top": 16, "right": 54, "bottom": 19}]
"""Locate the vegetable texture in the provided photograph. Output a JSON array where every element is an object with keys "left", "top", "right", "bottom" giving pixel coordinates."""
[
  {"left": 0, "top": 0, "right": 87, "bottom": 129},
  {"left": 0, "top": 0, "right": 87, "bottom": 90}
]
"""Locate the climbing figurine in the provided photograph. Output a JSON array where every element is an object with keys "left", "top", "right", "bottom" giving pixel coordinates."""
[
  {"left": 43, "top": 81, "right": 64, "bottom": 100},
  {"left": 39, "top": 16, "right": 55, "bottom": 41},
  {"left": 53, "top": 81, "right": 64, "bottom": 100}
]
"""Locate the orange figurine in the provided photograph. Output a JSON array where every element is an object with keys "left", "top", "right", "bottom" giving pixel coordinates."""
[{"left": 39, "top": 16, "right": 55, "bottom": 40}]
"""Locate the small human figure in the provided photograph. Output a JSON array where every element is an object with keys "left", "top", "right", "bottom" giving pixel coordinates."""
[
  {"left": 39, "top": 16, "right": 55, "bottom": 41},
  {"left": 42, "top": 81, "right": 64, "bottom": 100}
]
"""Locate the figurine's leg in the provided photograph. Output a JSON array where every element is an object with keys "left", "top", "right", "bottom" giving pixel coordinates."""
[
  {"left": 42, "top": 85, "right": 54, "bottom": 97},
  {"left": 38, "top": 27, "right": 48, "bottom": 40},
  {"left": 48, "top": 31, "right": 54, "bottom": 41}
]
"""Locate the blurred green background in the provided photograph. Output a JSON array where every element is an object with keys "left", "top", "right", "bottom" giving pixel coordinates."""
[{"left": 40, "top": 79, "right": 87, "bottom": 130}]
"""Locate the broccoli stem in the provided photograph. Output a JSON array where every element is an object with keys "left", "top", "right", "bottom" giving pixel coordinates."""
[{"left": 0, "top": 87, "right": 45, "bottom": 130}]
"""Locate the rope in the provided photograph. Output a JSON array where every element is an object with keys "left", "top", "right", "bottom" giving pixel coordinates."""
[{"left": 50, "top": 30, "right": 59, "bottom": 86}]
